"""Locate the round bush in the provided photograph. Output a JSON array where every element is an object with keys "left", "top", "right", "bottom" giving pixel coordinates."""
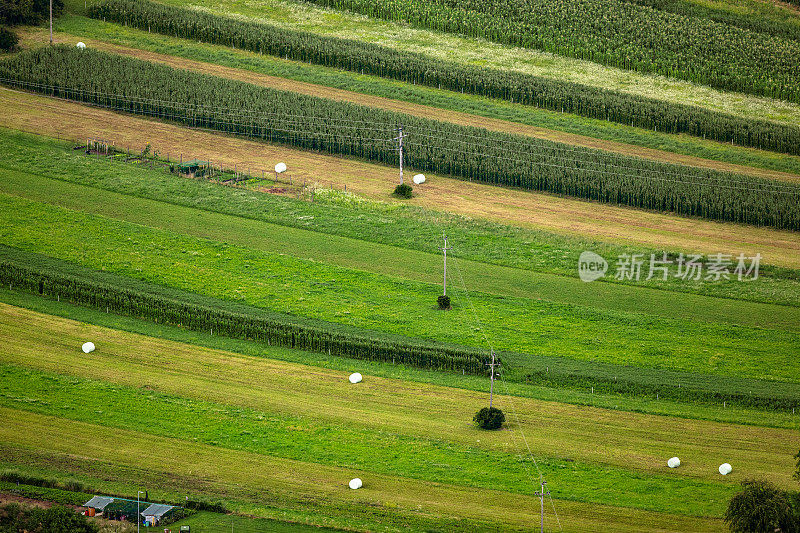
[
  {"left": 437, "top": 294, "right": 451, "bottom": 310},
  {"left": 393, "top": 183, "right": 413, "bottom": 198},
  {"left": 474, "top": 406, "right": 505, "bottom": 430},
  {"left": 0, "top": 28, "right": 18, "bottom": 52}
]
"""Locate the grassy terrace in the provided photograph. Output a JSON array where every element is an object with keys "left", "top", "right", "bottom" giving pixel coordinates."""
[
  {"left": 1, "top": 129, "right": 798, "bottom": 308},
  {"left": 2, "top": 302, "right": 796, "bottom": 530},
  {"left": 31, "top": 17, "right": 800, "bottom": 179},
  {"left": 4, "top": 191, "right": 797, "bottom": 380}
]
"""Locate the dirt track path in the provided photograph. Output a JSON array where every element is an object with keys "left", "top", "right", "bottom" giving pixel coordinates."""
[
  {"left": 2, "top": 87, "right": 798, "bottom": 267},
  {"left": 21, "top": 28, "right": 800, "bottom": 184}
]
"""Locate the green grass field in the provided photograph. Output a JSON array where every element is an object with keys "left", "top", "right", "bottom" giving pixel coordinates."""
[
  {"left": 5, "top": 302, "right": 796, "bottom": 530},
  {"left": 1, "top": 129, "right": 797, "bottom": 310},
  {"left": 38, "top": 16, "right": 800, "bottom": 179},
  {"left": 2, "top": 192, "right": 798, "bottom": 383},
  {"left": 2, "top": 286, "right": 796, "bottom": 429}
]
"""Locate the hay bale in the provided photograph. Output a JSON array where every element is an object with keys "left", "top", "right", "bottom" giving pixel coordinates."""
[
  {"left": 719, "top": 463, "right": 732, "bottom": 475},
  {"left": 81, "top": 342, "right": 95, "bottom": 353},
  {"left": 667, "top": 457, "right": 680, "bottom": 468},
  {"left": 349, "top": 372, "right": 362, "bottom": 384},
  {"left": 348, "top": 478, "right": 362, "bottom": 490}
]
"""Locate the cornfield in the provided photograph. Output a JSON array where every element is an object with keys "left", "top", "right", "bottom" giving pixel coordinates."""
[
  {"left": 2, "top": 46, "right": 799, "bottom": 230},
  {"left": 625, "top": 0, "right": 800, "bottom": 41},
  {"left": 87, "top": 0, "right": 800, "bottom": 156},
  {"left": 306, "top": 0, "right": 800, "bottom": 103}
]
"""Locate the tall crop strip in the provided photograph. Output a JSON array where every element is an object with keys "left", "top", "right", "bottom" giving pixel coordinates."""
[
  {"left": 87, "top": 0, "right": 800, "bottom": 156},
  {"left": 2, "top": 47, "right": 799, "bottom": 230},
  {"left": 305, "top": 0, "right": 800, "bottom": 103}
]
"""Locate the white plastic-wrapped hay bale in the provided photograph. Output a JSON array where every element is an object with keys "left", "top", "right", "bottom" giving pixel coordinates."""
[
  {"left": 412, "top": 174, "right": 426, "bottom": 184},
  {"left": 667, "top": 457, "right": 680, "bottom": 468},
  {"left": 349, "top": 372, "right": 362, "bottom": 384},
  {"left": 76, "top": 42, "right": 87, "bottom": 50},
  {"left": 82, "top": 342, "right": 95, "bottom": 353},
  {"left": 719, "top": 463, "right": 732, "bottom": 475},
  {"left": 348, "top": 478, "right": 362, "bottom": 490}
]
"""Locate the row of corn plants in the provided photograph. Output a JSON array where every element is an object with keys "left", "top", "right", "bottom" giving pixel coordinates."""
[
  {"left": 0, "top": 257, "right": 493, "bottom": 374},
  {"left": 85, "top": 0, "right": 800, "bottom": 156},
  {"left": 2, "top": 46, "right": 799, "bottom": 230},
  {"left": 623, "top": 0, "right": 800, "bottom": 41},
  {"left": 303, "top": 0, "right": 800, "bottom": 103}
]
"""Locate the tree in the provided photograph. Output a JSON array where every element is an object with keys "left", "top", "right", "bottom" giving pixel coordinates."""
[
  {"left": 0, "top": 0, "right": 64, "bottom": 26},
  {"left": 392, "top": 183, "right": 412, "bottom": 199},
  {"left": 474, "top": 406, "right": 505, "bottom": 430},
  {"left": 0, "top": 27, "right": 18, "bottom": 51},
  {"left": 725, "top": 479, "right": 796, "bottom": 533}
]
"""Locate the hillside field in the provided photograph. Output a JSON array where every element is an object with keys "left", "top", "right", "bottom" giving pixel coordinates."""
[{"left": 0, "top": 0, "right": 798, "bottom": 531}]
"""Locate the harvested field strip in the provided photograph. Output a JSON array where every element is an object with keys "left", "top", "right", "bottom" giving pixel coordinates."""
[
  {"left": 1, "top": 89, "right": 797, "bottom": 268},
  {"left": 0, "top": 302, "right": 796, "bottom": 488},
  {"left": 0, "top": 408, "right": 725, "bottom": 532},
  {"left": 0, "top": 364, "right": 738, "bottom": 516},
  {"left": 3, "top": 166, "right": 798, "bottom": 329},
  {"left": 1, "top": 127, "right": 797, "bottom": 308},
  {"left": 2, "top": 195, "right": 799, "bottom": 381},
  {"left": 2, "top": 285, "right": 797, "bottom": 429}
]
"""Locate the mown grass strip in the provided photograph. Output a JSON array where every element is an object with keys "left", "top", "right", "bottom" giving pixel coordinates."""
[
  {"left": 0, "top": 364, "right": 740, "bottom": 516},
  {"left": 0, "top": 300, "right": 796, "bottom": 488},
  {"left": 3, "top": 286, "right": 797, "bottom": 428},
  {"left": 3, "top": 137, "right": 799, "bottom": 318},
  {"left": 1, "top": 195, "right": 799, "bottom": 384},
  {"left": 0, "top": 409, "right": 727, "bottom": 532}
]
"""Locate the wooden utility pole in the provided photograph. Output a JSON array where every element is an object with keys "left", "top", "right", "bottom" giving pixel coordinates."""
[
  {"left": 534, "top": 481, "right": 550, "bottom": 533},
  {"left": 49, "top": 0, "right": 53, "bottom": 44},
  {"left": 438, "top": 234, "right": 451, "bottom": 296}
]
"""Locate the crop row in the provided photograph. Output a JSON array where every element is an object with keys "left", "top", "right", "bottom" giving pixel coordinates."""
[
  {"left": 0, "top": 258, "right": 492, "bottom": 374},
  {"left": 2, "top": 46, "right": 799, "bottom": 230},
  {"left": 85, "top": 0, "right": 800, "bottom": 156},
  {"left": 305, "top": 0, "right": 800, "bottom": 103},
  {"left": 624, "top": 0, "right": 800, "bottom": 42}
]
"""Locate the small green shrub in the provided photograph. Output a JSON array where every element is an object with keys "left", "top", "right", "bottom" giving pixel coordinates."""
[
  {"left": 0, "top": 28, "right": 18, "bottom": 52},
  {"left": 724, "top": 479, "right": 796, "bottom": 533},
  {"left": 437, "top": 294, "right": 451, "bottom": 310},
  {"left": 393, "top": 183, "right": 413, "bottom": 198},
  {"left": 473, "top": 406, "right": 505, "bottom": 430}
]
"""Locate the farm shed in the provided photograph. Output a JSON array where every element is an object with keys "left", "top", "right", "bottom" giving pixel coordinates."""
[
  {"left": 83, "top": 495, "right": 115, "bottom": 514},
  {"left": 141, "top": 503, "right": 175, "bottom": 526}
]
